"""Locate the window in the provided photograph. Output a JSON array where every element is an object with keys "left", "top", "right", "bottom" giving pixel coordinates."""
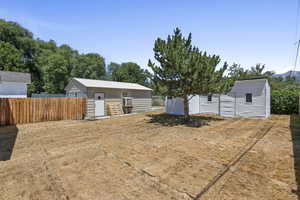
[
  {"left": 167, "top": 96, "right": 172, "bottom": 100},
  {"left": 246, "top": 93, "right": 252, "bottom": 103},
  {"left": 207, "top": 94, "right": 212, "bottom": 102},
  {"left": 122, "top": 92, "right": 129, "bottom": 97}
]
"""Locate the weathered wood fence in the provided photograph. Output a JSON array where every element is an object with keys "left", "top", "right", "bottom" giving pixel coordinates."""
[{"left": 0, "top": 98, "right": 86, "bottom": 126}]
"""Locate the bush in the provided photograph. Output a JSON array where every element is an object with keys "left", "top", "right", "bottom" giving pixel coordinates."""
[{"left": 271, "top": 89, "right": 299, "bottom": 114}]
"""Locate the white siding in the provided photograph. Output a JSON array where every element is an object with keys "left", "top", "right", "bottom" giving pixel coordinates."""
[
  {"left": 233, "top": 81, "right": 267, "bottom": 118},
  {"left": 165, "top": 79, "right": 270, "bottom": 118},
  {"left": 165, "top": 95, "right": 200, "bottom": 115},
  {"left": 0, "top": 82, "right": 28, "bottom": 98},
  {"left": 189, "top": 95, "right": 200, "bottom": 114},
  {"left": 199, "top": 95, "right": 219, "bottom": 114},
  {"left": 220, "top": 95, "right": 235, "bottom": 117},
  {"left": 166, "top": 97, "right": 184, "bottom": 115},
  {"left": 265, "top": 82, "right": 271, "bottom": 117}
]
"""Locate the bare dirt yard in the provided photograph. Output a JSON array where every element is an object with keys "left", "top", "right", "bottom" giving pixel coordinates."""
[{"left": 0, "top": 112, "right": 299, "bottom": 200}]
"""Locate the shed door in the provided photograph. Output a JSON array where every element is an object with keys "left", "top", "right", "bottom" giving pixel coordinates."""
[
  {"left": 220, "top": 95, "right": 235, "bottom": 117},
  {"left": 189, "top": 95, "right": 200, "bottom": 115},
  {"left": 95, "top": 93, "right": 105, "bottom": 116}
]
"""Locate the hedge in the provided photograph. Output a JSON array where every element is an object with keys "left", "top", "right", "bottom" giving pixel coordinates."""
[{"left": 271, "top": 89, "right": 299, "bottom": 114}]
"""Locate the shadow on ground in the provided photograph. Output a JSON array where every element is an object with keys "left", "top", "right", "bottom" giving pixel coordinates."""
[
  {"left": 146, "top": 113, "right": 223, "bottom": 128},
  {"left": 291, "top": 114, "right": 300, "bottom": 199},
  {"left": 0, "top": 125, "right": 18, "bottom": 161}
]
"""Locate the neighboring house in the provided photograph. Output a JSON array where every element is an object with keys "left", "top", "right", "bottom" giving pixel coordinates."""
[
  {"left": 0, "top": 71, "right": 31, "bottom": 98},
  {"left": 65, "top": 78, "right": 152, "bottom": 119},
  {"left": 166, "top": 78, "right": 271, "bottom": 118}
]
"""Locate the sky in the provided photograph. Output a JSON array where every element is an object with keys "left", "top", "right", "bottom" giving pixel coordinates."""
[{"left": 0, "top": 0, "right": 299, "bottom": 74}]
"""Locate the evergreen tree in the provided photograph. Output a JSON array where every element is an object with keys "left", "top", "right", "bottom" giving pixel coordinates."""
[{"left": 148, "top": 28, "right": 227, "bottom": 120}]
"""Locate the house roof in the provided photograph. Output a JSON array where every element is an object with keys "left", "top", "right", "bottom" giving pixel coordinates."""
[
  {"left": 238, "top": 76, "right": 269, "bottom": 81},
  {"left": 72, "top": 78, "right": 152, "bottom": 91},
  {"left": 229, "top": 78, "right": 268, "bottom": 95},
  {"left": 0, "top": 71, "right": 31, "bottom": 84}
]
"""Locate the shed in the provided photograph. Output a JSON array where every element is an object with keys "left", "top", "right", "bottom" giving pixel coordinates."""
[
  {"left": 65, "top": 78, "right": 152, "bottom": 119},
  {"left": 0, "top": 71, "right": 31, "bottom": 98},
  {"left": 166, "top": 78, "right": 271, "bottom": 118}
]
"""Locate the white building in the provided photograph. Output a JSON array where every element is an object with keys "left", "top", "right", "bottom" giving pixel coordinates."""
[
  {"left": 166, "top": 78, "right": 271, "bottom": 118},
  {"left": 65, "top": 78, "right": 152, "bottom": 119},
  {"left": 0, "top": 71, "right": 31, "bottom": 98}
]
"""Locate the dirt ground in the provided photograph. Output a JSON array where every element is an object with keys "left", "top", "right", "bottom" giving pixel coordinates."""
[{"left": 0, "top": 112, "right": 299, "bottom": 200}]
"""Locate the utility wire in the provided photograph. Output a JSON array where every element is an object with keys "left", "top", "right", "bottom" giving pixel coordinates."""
[{"left": 292, "top": 0, "right": 300, "bottom": 77}]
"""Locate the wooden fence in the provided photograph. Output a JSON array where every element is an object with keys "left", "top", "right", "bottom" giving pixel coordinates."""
[{"left": 0, "top": 98, "right": 86, "bottom": 126}]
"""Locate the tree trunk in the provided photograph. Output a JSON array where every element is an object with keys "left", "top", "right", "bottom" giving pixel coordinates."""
[{"left": 183, "top": 95, "right": 190, "bottom": 121}]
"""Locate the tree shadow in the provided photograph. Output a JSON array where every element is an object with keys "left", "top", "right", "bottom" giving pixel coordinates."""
[
  {"left": 291, "top": 114, "right": 300, "bottom": 198},
  {"left": 146, "top": 113, "right": 224, "bottom": 128},
  {"left": 0, "top": 125, "right": 18, "bottom": 161}
]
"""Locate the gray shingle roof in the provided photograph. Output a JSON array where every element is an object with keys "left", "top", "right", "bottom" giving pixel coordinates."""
[{"left": 0, "top": 71, "right": 31, "bottom": 84}]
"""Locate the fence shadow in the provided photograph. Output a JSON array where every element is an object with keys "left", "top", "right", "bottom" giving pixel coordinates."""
[
  {"left": 291, "top": 115, "right": 300, "bottom": 198},
  {"left": 0, "top": 98, "right": 18, "bottom": 161},
  {"left": 0, "top": 125, "right": 18, "bottom": 161},
  {"left": 146, "top": 113, "right": 224, "bottom": 128}
]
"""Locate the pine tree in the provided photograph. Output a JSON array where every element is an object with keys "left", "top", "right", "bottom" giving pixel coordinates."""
[{"left": 148, "top": 28, "right": 228, "bottom": 120}]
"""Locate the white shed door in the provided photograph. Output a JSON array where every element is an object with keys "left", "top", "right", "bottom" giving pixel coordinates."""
[
  {"left": 95, "top": 93, "right": 105, "bottom": 116},
  {"left": 189, "top": 95, "right": 200, "bottom": 115},
  {"left": 220, "top": 95, "right": 235, "bottom": 117}
]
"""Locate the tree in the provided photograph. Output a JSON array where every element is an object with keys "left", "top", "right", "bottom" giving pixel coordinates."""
[
  {"left": 43, "top": 53, "right": 69, "bottom": 93},
  {"left": 112, "top": 62, "right": 150, "bottom": 86},
  {"left": 249, "top": 64, "right": 265, "bottom": 76},
  {"left": 148, "top": 28, "right": 227, "bottom": 120},
  {"left": 107, "top": 62, "right": 121, "bottom": 75},
  {"left": 0, "top": 41, "right": 23, "bottom": 71},
  {"left": 71, "top": 53, "right": 105, "bottom": 79}
]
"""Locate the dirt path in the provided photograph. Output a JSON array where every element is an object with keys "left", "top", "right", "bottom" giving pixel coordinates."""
[{"left": 0, "top": 113, "right": 298, "bottom": 200}]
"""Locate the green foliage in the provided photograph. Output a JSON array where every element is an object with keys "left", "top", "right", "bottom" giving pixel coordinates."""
[
  {"left": 71, "top": 53, "right": 105, "bottom": 79},
  {"left": 0, "top": 41, "right": 23, "bottom": 71},
  {"left": 148, "top": 28, "right": 227, "bottom": 119},
  {"left": 43, "top": 53, "right": 69, "bottom": 93},
  {"left": 112, "top": 62, "right": 150, "bottom": 87},
  {"left": 107, "top": 62, "right": 121, "bottom": 75},
  {"left": 0, "top": 18, "right": 107, "bottom": 95},
  {"left": 271, "top": 89, "right": 299, "bottom": 114}
]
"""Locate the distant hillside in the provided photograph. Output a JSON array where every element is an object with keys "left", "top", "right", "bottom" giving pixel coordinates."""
[{"left": 273, "top": 71, "right": 300, "bottom": 81}]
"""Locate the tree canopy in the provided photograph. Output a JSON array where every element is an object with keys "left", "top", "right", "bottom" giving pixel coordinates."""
[
  {"left": 148, "top": 28, "right": 227, "bottom": 119},
  {"left": 0, "top": 18, "right": 152, "bottom": 94},
  {"left": 112, "top": 62, "right": 150, "bottom": 87},
  {"left": 0, "top": 19, "right": 106, "bottom": 94}
]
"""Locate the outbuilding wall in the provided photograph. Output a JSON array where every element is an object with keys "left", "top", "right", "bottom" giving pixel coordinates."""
[
  {"left": 199, "top": 95, "right": 220, "bottom": 114},
  {"left": 65, "top": 81, "right": 152, "bottom": 119},
  {"left": 0, "top": 82, "right": 28, "bottom": 98},
  {"left": 165, "top": 80, "right": 270, "bottom": 118},
  {"left": 230, "top": 82, "right": 267, "bottom": 118}
]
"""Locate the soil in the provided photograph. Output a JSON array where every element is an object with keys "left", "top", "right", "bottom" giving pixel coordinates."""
[{"left": 0, "top": 113, "right": 298, "bottom": 200}]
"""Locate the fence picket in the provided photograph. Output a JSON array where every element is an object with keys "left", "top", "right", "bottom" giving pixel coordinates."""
[{"left": 0, "top": 98, "right": 86, "bottom": 126}]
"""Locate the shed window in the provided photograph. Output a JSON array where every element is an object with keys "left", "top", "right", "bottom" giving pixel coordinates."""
[
  {"left": 246, "top": 93, "right": 252, "bottom": 103},
  {"left": 207, "top": 94, "right": 212, "bottom": 102},
  {"left": 167, "top": 96, "right": 172, "bottom": 100},
  {"left": 122, "top": 92, "right": 129, "bottom": 97}
]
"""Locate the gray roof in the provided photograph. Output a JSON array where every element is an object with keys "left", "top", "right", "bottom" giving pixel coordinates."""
[
  {"left": 71, "top": 78, "right": 152, "bottom": 91},
  {"left": 0, "top": 71, "right": 31, "bottom": 84},
  {"left": 228, "top": 78, "right": 268, "bottom": 96}
]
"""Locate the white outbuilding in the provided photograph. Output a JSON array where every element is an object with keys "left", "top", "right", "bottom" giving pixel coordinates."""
[
  {"left": 166, "top": 78, "right": 271, "bottom": 118},
  {"left": 0, "top": 71, "right": 31, "bottom": 98}
]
